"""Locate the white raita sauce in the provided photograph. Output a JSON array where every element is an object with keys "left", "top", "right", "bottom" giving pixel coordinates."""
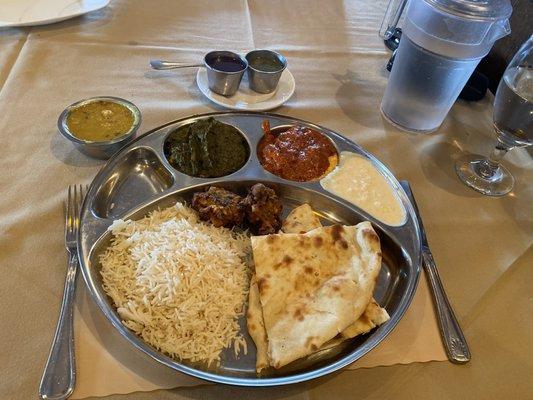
[{"left": 320, "top": 152, "right": 406, "bottom": 226}]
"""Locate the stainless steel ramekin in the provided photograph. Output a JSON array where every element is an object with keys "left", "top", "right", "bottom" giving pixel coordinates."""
[{"left": 58, "top": 96, "right": 142, "bottom": 160}]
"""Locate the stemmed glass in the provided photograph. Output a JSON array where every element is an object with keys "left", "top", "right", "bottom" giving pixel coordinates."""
[{"left": 455, "top": 35, "right": 533, "bottom": 196}]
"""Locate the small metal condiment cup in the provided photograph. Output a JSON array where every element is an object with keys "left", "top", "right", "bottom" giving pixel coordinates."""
[
  {"left": 58, "top": 96, "right": 142, "bottom": 160},
  {"left": 245, "top": 50, "right": 287, "bottom": 94},
  {"left": 204, "top": 51, "right": 248, "bottom": 96}
]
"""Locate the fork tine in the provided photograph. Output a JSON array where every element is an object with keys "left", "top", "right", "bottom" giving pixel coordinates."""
[
  {"left": 74, "top": 185, "right": 79, "bottom": 232},
  {"left": 77, "top": 184, "right": 84, "bottom": 231},
  {"left": 65, "top": 184, "right": 86, "bottom": 240},
  {"left": 67, "top": 185, "right": 73, "bottom": 233},
  {"left": 64, "top": 199, "right": 68, "bottom": 233}
]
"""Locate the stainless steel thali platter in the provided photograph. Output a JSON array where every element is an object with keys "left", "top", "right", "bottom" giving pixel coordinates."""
[{"left": 78, "top": 111, "right": 422, "bottom": 386}]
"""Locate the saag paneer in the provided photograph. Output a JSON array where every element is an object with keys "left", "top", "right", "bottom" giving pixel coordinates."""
[{"left": 164, "top": 118, "right": 249, "bottom": 178}]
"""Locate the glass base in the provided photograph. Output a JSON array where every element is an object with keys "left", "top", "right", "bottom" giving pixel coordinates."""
[
  {"left": 455, "top": 154, "right": 514, "bottom": 196},
  {"left": 380, "top": 105, "right": 441, "bottom": 134}
]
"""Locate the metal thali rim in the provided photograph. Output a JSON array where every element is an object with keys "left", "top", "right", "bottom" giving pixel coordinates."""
[{"left": 78, "top": 111, "right": 422, "bottom": 386}]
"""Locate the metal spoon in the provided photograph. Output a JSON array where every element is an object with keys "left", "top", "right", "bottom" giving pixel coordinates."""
[{"left": 150, "top": 60, "right": 203, "bottom": 70}]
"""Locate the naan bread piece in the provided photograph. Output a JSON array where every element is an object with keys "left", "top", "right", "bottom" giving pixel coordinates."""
[
  {"left": 248, "top": 203, "right": 322, "bottom": 373},
  {"left": 282, "top": 205, "right": 390, "bottom": 340},
  {"left": 341, "top": 298, "right": 390, "bottom": 339},
  {"left": 248, "top": 204, "right": 389, "bottom": 371},
  {"left": 252, "top": 222, "right": 382, "bottom": 369},
  {"left": 246, "top": 274, "right": 269, "bottom": 372},
  {"left": 281, "top": 204, "right": 322, "bottom": 234},
  {"left": 248, "top": 203, "right": 322, "bottom": 372}
]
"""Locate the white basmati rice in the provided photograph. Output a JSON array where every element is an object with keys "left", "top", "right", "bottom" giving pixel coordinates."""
[{"left": 99, "top": 202, "right": 251, "bottom": 365}]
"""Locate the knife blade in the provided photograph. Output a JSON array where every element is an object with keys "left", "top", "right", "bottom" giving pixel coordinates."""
[{"left": 400, "top": 180, "right": 471, "bottom": 364}]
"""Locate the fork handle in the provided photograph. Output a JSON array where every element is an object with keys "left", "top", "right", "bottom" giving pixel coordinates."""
[{"left": 39, "top": 252, "right": 77, "bottom": 400}]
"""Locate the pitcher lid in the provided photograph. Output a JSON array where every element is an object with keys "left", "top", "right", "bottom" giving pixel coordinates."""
[{"left": 426, "top": 0, "right": 512, "bottom": 20}]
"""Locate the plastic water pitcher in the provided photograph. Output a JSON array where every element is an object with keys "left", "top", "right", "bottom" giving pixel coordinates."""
[{"left": 380, "top": 0, "right": 512, "bottom": 133}]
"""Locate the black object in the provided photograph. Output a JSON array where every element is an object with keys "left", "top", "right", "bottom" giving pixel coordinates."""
[
  {"left": 458, "top": 70, "right": 489, "bottom": 101},
  {"left": 386, "top": 50, "right": 396, "bottom": 72},
  {"left": 384, "top": 28, "right": 402, "bottom": 51},
  {"left": 384, "top": 29, "right": 489, "bottom": 101}
]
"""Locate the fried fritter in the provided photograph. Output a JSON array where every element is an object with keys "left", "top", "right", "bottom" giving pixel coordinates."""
[
  {"left": 191, "top": 187, "right": 244, "bottom": 228},
  {"left": 242, "top": 183, "right": 283, "bottom": 235}
]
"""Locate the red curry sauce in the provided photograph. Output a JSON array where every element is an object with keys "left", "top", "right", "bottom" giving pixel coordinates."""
[{"left": 258, "top": 121, "right": 338, "bottom": 181}]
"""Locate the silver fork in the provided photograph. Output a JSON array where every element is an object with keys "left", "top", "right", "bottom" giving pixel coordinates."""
[{"left": 39, "top": 185, "right": 85, "bottom": 400}]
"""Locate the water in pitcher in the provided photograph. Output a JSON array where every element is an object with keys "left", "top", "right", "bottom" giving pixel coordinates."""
[
  {"left": 381, "top": 36, "right": 480, "bottom": 132},
  {"left": 493, "top": 66, "right": 533, "bottom": 147}
]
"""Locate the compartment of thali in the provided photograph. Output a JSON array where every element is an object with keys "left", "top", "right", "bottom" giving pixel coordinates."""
[
  {"left": 82, "top": 179, "right": 416, "bottom": 380},
  {"left": 91, "top": 146, "right": 174, "bottom": 219},
  {"left": 319, "top": 151, "right": 408, "bottom": 228},
  {"left": 256, "top": 122, "right": 339, "bottom": 182},
  {"left": 162, "top": 117, "right": 252, "bottom": 179}
]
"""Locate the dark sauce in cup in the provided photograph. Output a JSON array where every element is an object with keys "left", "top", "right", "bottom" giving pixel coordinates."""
[{"left": 207, "top": 54, "right": 246, "bottom": 72}]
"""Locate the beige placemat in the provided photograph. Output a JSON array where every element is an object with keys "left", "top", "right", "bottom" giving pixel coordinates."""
[
  {"left": 1, "top": 1, "right": 531, "bottom": 399},
  {"left": 72, "top": 269, "right": 446, "bottom": 399}
]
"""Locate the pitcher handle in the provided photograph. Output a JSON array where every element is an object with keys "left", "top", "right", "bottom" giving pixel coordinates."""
[{"left": 379, "top": 0, "right": 409, "bottom": 40}]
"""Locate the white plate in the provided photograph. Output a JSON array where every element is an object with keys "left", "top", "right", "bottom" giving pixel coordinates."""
[
  {"left": 0, "top": 0, "right": 110, "bottom": 27},
  {"left": 196, "top": 68, "right": 295, "bottom": 111}
]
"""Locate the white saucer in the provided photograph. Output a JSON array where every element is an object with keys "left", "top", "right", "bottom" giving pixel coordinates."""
[
  {"left": 0, "top": 0, "right": 110, "bottom": 27},
  {"left": 196, "top": 68, "right": 295, "bottom": 111}
]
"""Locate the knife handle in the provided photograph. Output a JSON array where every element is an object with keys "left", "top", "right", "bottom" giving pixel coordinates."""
[{"left": 423, "top": 252, "right": 471, "bottom": 364}]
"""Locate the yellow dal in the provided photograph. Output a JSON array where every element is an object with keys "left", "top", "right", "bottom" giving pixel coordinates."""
[{"left": 66, "top": 101, "right": 134, "bottom": 142}]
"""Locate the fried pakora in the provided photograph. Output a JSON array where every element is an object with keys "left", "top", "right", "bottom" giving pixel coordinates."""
[
  {"left": 242, "top": 183, "right": 283, "bottom": 235},
  {"left": 191, "top": 186, "right": 244, "bottom": 228}
]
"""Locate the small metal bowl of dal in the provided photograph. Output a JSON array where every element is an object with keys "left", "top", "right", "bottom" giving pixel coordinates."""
[{"left": 58, "top": 96, "right": 141, "bottom": 159}]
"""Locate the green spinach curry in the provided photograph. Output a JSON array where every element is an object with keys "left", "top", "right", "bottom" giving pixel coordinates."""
[{"left": 164, "top": 118, "right": 249, "bottom": 178}]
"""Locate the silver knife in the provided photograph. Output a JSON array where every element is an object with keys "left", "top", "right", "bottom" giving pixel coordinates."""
[{"left": 401, "top": 181, "right": 471, "bottom": 364}]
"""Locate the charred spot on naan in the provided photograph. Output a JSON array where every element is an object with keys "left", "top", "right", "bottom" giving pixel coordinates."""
[
  {"left": 329, "top": 225, "right": 350, "bottom": 249},
  {"left": 282, "top": 255, "right": 293, "bottom": 265},
  {"left": 293, "top": 307, "right": 305, "bottom": 321},
  {"left": 272, "top": 255, "right": 293, "bottom": 270},
  {"left": 313, "top": 236, "right": 323, "bottom": 247},
  {"left": 362, "top": 227, "right": 380, "bottom": 248},
  {"left": 330, "top": 224, "right": 344, "bottom": 241},
  {"left": 297, "top": 236, "right": 311, "bottom": 248},
  {"left": 266, "top": 235, "right": 277, "bottom": 244},
  {"left": 257, "top": 276, "right": 270, "bottom": 296},
  {"left": 305, "top": 336, "right": 319, "bottom": 351}
]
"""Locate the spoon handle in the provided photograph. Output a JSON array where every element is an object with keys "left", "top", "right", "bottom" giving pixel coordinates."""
[{"left": 150, "top": 60, "right": 203, "bottom": 70}]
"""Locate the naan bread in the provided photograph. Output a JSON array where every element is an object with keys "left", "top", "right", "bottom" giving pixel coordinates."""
[
  {"left": 340, "top": 298, "right": 390, "bottom": 339},
  {"left": 246, "top": 274, "right": 269, "bottom": 372},
  {"left": 281, "top": 204, "right": 322, "bottom": 233},
  {"left": 252, "top": 222, "right": 382, "bottom": 369},
  {"left": 247, "top": 204, "right": 389, "bottom": 371},
  {"left": 248, "top": 204, "right": 323, "bottom": 372},
  {"left": 283, "top": 205, "right": 389, "bottom": 340}
]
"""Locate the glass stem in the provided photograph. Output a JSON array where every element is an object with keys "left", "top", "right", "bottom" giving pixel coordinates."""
[{"left": 476, "top": 144, "right": 510, "bottom": 179}]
